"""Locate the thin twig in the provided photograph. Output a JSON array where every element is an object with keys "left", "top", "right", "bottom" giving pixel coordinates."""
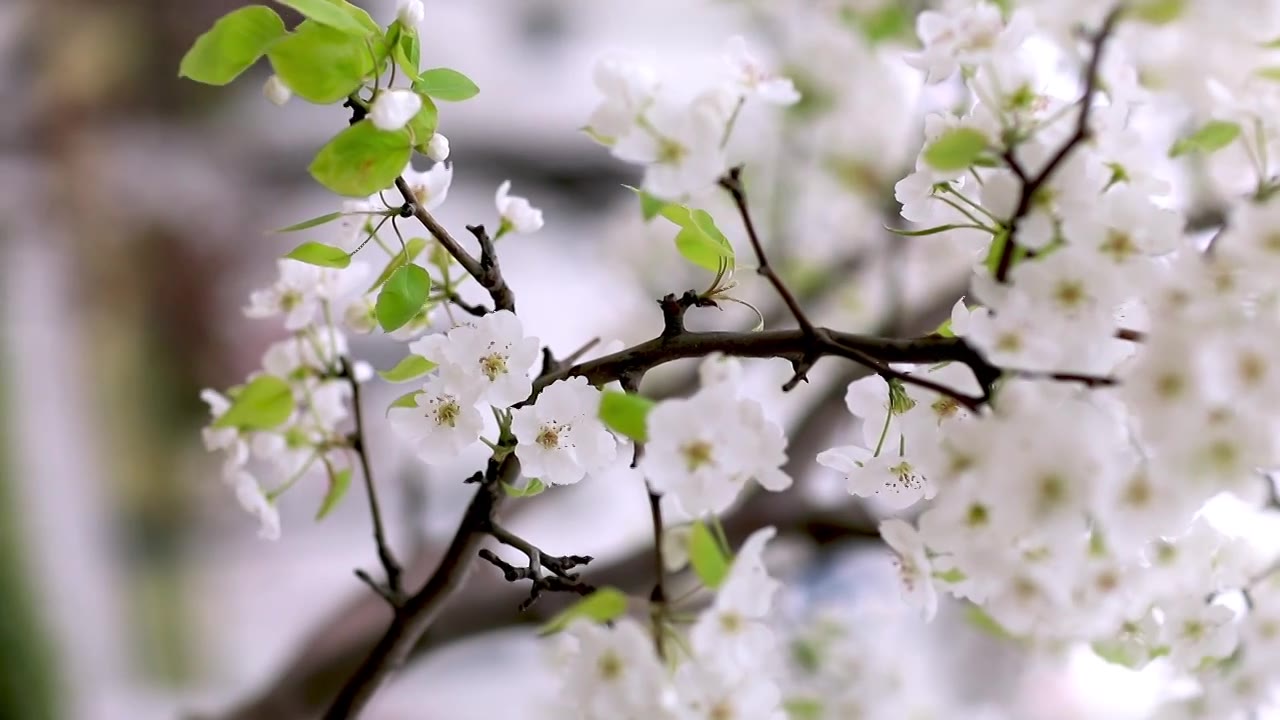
[
  {"left": 343, "top": 357, "right": 404, "bottom": 605},
  {"left": 993, "top": 7, "right": 1124, "bottom": 283}
]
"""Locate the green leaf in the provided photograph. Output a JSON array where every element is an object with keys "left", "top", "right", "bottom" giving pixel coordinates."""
[
  {"left": 1256, "top": 67, "right": 1280, "bottom": 82},
  {"left": 390, "top": 23, "right": 421, "bottom": 81},
  {"left": 369, "top": 237, "right": 429, "bottom": 291},
  {"left": 783, "top": 698, "right": 824, "bottom": 720},
  {"left": 407, "top": 94, "right": 439, "bottom": 147},
  {"left": 315, "top": 467, "right": 352, "bottom": 520},
  {"left": 502, "top": 478, "right": 547, "bottom": 498},
  {"left": 375, "top": 264, "right": 431, "bottom": 332},
  {"left": 539, "top": 587, "right": 629, "bottom": 635},
  {"left": 275, "top": 211, "right": 344, "bottom": 233},
  {"left": 267, "top": 20, "right": 373, "bottom": 104},
  {"left": 675, "top": 226, "right": 732, "bottom": 272},
  {"left": 1091, "top": 639, "right": 1147, "bottom": 669},
  {"left": 982, "top": 228, "right": 1011, "bottom": 275},
  {"left": 624, "top": 185, "right": 670, "bottom": 221},
  {"left": 213, "top": 375, "right": 294, "bottom": 430},
  {"left": 378, "top": 354, "right": 436, "bottom": 383},
  {"left": 598, "top": 391, "right": 654, "bottom": 442},
  {"left": 922, "top": 128, "right": 990, "bottom": 172},
  {"left": 690, "top": 210, "right": 735, "bottom": 271},
  {"left": 386, "top": 390, "right": 422, "bottom": 415},
  {"left": 285, "top": 241, "right": 351, "bottom": 268},
  {"left": 1131, "top": 0, "right": 1185, "bottom": 24},
  {"left": 414, "top": 67, "right": 480, "bottom": 101},
  {"left": 964, "top": 604, "right": 1016, "bottom": 640},
  {"left": 179, "top": 6, "right": 286, "bottom": 86},
  {"left": 1169, "top": 120, "right": 1241, "bottom": 157},
  {"left": 274, "top": 0, "right": 378, "bottom": 36},
  {"left": 688, "top": 520, "right": 731, "bottom": 589},
  {"left": 309, "top": 120, "right": 412, "bottom": 197}
]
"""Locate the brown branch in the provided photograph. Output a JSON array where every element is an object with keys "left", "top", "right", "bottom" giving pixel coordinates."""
[
  {"left": 993, "top": 7, "right": 1124, "bottom": 283},
  {"left": 342, "top": 357, "right": 404, "bottom": 606}
]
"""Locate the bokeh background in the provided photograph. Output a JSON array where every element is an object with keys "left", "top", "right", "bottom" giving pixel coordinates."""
[{"left": 0, "top": 1, "right": 1247, "bottom": 718}]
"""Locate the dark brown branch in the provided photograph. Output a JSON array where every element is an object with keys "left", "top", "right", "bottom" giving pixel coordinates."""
[
  {"left": 342, "top": 357, "right": 405, "bottom": 606},
  {"left": 322, "top": 455, "right": 515, "bottom": 719},
  {"left": 993, "top": 7, "right": 1124, "bottom": 283},
  {"left": 480, "top": 524, "right": 595, "bottom": 611},
  {"left": 442, "top": 292, "right": 489, "bottom": 317}
]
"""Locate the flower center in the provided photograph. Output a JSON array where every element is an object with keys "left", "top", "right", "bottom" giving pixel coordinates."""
[
  {"left": 1100, "top": 229, "right": 1138, "bottom": 262},
  {"left": 681, "top": 440, "right": 715, "bottom": 471},
  {"left": 480, "top": 353, "right": 508, "bottom": 381},
  {"left": 597, "top": 651, "right": 623, "bottom": 680},
  {"left": 536, "top": 425, "right": 562, "bottom": 450},
  {"left": 656, "top": 137, "right": 687, "bottom": 165},
  {"left": 434, "top": 399, "right": 461, "bottom": 428}
]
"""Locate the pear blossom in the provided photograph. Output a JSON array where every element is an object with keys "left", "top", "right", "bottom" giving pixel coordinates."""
[
  {"left": 1160, "top": 600, "right": 1240, "bottom": 670},
  {"left": 879, "top": 519, "right": 937, "bottom": 621},
  {"left": 425, "top": 132, "right": 450, "bottom": 162},
  {"left": 495, "top": 180, "right": 544, "bottom": 234},
  {"left": 244, "top": 260, "right": 327, "bottom": 330},
  {"left": 227, "top": 469, "right": 281, "bottom": 541},
  {"left": 817, "top": 446, "right": 931, "bottom": 510},
  {"left": 408, "top": 310, "right": 539, "bottom": 408},
  {"left": 369, "top": 89, "right": 422, "bottom": 132},
  {"left": 722, "top": 36, "right": 800, "bottom": 106},
  {"left": 612, "top": 99, "right": 726, "bottom": 200},
  {"left": 555, "top": 618, "right": 673, "bottom": 720},
  {"left": 586, "top": 53, "right": 659, "bottom": 142},
  {"left": 263, "top": 74, "right": 291, "bottom": 106},
  {"left": 401, "top": 162, "right": 452, "bottom": 211},
  {"left": 690, "top": 527, "right": 781, "bottom": 677},
  {"left": 396, "top": 0, "right": 424, "bottom": 27},
  {"left": 672, "top": 664, "right": 785, "bottom": 720},
  {"left": 387, "top": 375, "right": 485, "bottom": 463},
  {"left": 511, "top": 377, "right": 616, "bottom": 485}
]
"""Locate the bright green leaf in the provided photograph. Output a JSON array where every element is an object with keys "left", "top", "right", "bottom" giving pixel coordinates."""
[
  {"left": 624, "top": 185, "right": 670, "bottom": 222},
  {"left": 213, "top": 375, "right": 294, "bottom": 430},
  {"left": 414, "top": 67, "right": 480, "bottom": 101},
  {"left": 502, "top": 478, "right": 547, "bottom": 498},
  {"left": 369, "top": 238, "right": 429, "bottom": 291},
  {"left": 783, "top": 698, "right": 824, "bottom": 720},
  {"left": 375, "top": 264, "right": 431, "bottom": 332},
  {"left": 1091, "top": 639, "right": 1148, "bottom": 669},
  {"left": 274, "top": 0, "right": 376, "bottom": 36},
  {"left": 922, "top": 128, "right": 990, "bottom": 172},
  {"left": 315, "top": 467, "right": 352, "bottom": 520},
  {"left": 285, "top": 241, "right": 351, "bottom": 268},
  {"left": 675, "top": 226, "right": 732, "bottom": 272},
  {"left": 1131, "top": 0, "right": 1185, "bottom": 24},
  {"left": 178, "top": 6, "right": 286, "bottom": 86},
  {"left": 688, "top": 520, "right": 731, "bottom": 589},
  {"left": 275, "top": 211, "right": 344, "bottom": 233},
  {"left": 598, "top": 391, "right": 654, "bottom": 442},
  {"left": 407, "top": 94, "right": 439, "bottom": 147},
  {"left": 386, "top": 390, "right": 422, "bottom": 415},
  {"left": 309, "top": 120, "right": 412, "bottom": 197},
  {"left": 539, "top": 587, "right": 629, "bottom": 635},
  {"left": 267, "top": 20, "right": 373, "bottom": 104},
  {"left": 691, "top": 210, "right": 735, "bottom": 269},
  {"left": 659, "top": 203, "right": 693, "bottom": 226},
  {"left": 390, "top": 23, "right": 421, "bottom": 81},
  {"left": 1169, "top": 120, "right": 1241, "bottom": 157},
  {"left": 378, "top": 354, "right": 436, "bottom": 383}
]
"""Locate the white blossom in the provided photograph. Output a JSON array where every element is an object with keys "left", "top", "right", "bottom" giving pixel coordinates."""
[
  {"left": 879, "top": 519, "right": 937, "bottom": 621},
  {"left": 369, "top": 89, "right": 422, "bottom": 132},
  {"left": 409, "top": 310, "right": 540, "bottom": 408},
  {"left": 425, "top": 132, "right": 450, "bottom": 162},
  {"left": 387, "top": 375, "right": 485, "bottom": 463},
  {"left": 723, "top": 36, "right": 800, "bottom": 106},
  {"left": 512, "top": 377, "right": 616, "bottom": 485},
  {"left": 495, "top": 180, "right": 544, "bottom": 234},
  {"left": 396, "top": 0, "right": 424, "bottom": 27},
  {"left": 401, "top": 161, "right": 452, "bottom": 211},
  {"left": 263, "top": 74, "right": 291, "bottom": 106}
]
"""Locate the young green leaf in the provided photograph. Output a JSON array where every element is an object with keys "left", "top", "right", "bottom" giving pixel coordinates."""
[
  {"left": 623, "top": 184, "right": 670, "bottom": 221},
  {"left": 285, "top": 242, "right": 351, "bottom": 268},
  {"left": 386, "top": 390, "right": 422, "bottom": 415},
  {"left": 213, "top": 375, "right": 294, "bottom": 430},
  {"left": 390, "top": 23, "right": 421, "bottom": 81},
  {"left": 179, "top": 6, "right": 286, "bottom": 86},
  {"left": 688, "top": 520, "right": 731, "bottom": 589},
  {"left": 922, "top": 128, "right": 989, "bottom": 172},
  {"left": 598, "top": 391, "right": 654, "bottom": 442},
  {"left": 1091, "top": 639, "right": 1147, "bottom": 669},
  {"left": 274, "top": 0, "right": 377, "bottom": 36},
  {"left": 309, "top": 120, "right": 413, "bottom": 197},
  {"left": 414, "top": 68, "right": 480, "bottom": 101},
  {"left": 267, "top": 20, "right": 373, "bottom": 104},
  {"left": 539, "top": 587, "right": 629, "bottom": 635},
  {"left": 675, "top": 226, "right": 733, "bottom": 273},
  {"left": 369, "top": 237, "right": 429, "bottom": 291},
  {"left": 690, "top": 210, "right": 735, "bottom": 271},
  {"left": 315, "top": 467, "right": 352, "bottom": 520},
  {"left": 274, "top": 211, "right": 344, "bottom": 233},
  {"left": 377, "top": 354, "right": 436, "bottom": 383},
  {"left": 407, "top": 94, "right": 439, "bottom": 147},
  {"left": 502, "top": 478, "right": 547, "bottom": 498},
  {"left": 375, "top": 264, "right": 431, "bottom": 332},
  {"left": 1169, "top": 120, "right": 1241, "bottom": 158}
]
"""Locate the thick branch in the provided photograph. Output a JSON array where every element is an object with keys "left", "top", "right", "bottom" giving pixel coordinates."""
[{"left": 993, "top": 7, "right": 1124, "bottom": 282}]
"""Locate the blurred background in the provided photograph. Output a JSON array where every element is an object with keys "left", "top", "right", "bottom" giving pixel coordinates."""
[{"left": 0, "top": 0, "right": 1224, "bottom": 718}]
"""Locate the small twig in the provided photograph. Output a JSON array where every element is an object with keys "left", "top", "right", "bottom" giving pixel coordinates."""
[
  {"left": 481, "top": 524, "right": 595, "bottom": 610},
  {"left": 342, "top": 358, "right": 405, "bottom": 606},
  {"left": 719, "top": 166, "right": 815, "bottom": 336},
  {"left": 993, "top": 7, "right": 1124, "bottom": 283},
  {"left": 443, "top": 292, "right": 488, "bottom": 317}
]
